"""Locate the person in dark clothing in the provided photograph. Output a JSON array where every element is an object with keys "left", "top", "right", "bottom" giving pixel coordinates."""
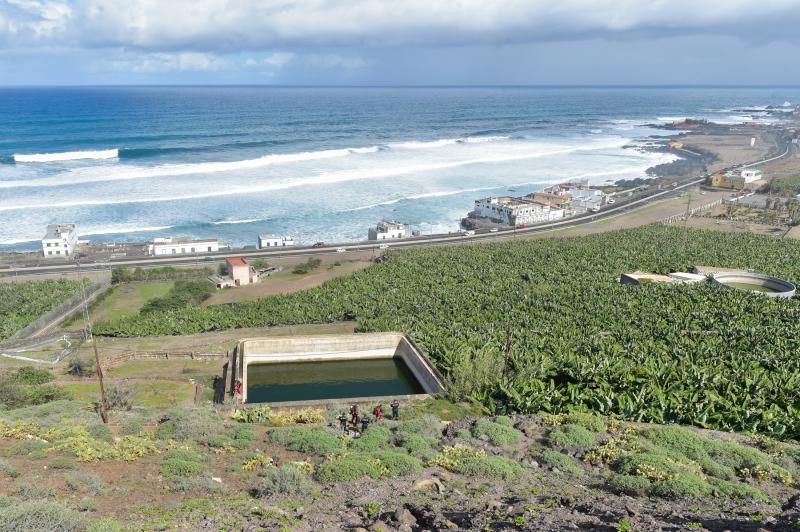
[
  {"left": 494, "top": 399, "right": 504, "bottom": 416},
  {"left": 338, "top": 412, "right": 348, "bottom": 433},
  {"left": 361, "top": 414, "right": 370, "bottom": 432},
  {"left": 350, "top": 404, "right": 359, "bottom": 425},
  {"left": 391, "top": 399, "right": 400, "bottom": 420}
]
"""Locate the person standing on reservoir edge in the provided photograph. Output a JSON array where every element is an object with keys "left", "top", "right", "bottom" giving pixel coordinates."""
[{"left": 391, "top": 399, "right": 400, "bottom": 420}]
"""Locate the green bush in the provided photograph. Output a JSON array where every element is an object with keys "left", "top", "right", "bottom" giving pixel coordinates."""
[
  {"left": 64, "top": 471, "right": 105, "bottom": 495},
  {"left": 87, "top": 517, "right": 125, "bottom": 532},
  {"left": 163, "top": 448, "right": 208, "bottom": 463},
  {"left": 370, "top": 450, "right": 423, "bottom": 477},
  {"left": 708, "top": 478, "right": 768, "bottom": 501},
  {"left": 118, "top": 417, "right": 145, "bottom": 437},
  {"left": 269, "top": 427, "right": 341, "bottom": 455},
  {"left": 561, "top": 412, "right": 606, "bottom": 432},
  {"left": 140, "top": 280, "right": 214, "bottom": 314},
  {"left": 315, "top": 454, "right": 384, "bottom": 483},
  {"left": 540, "top": 449, "right": 583, "bottom": 476},
  {"left": 395, "top": 433, "right": 438, "bottom": 460},
  {"left": 455, "top": 454, "right": 524, "bottom": 480},
  {"left": 14, "top": 367, "right": 54, "bottom": 385},
  {"left": 349, "top": 426, "right": 391, "bottom": 452},
  {"left": 86, "top": 423, "right": 114, "bottom": 443},
  {"left": 608, "top": 474, "right": 651, "bottom": 496},
  {"left": 154, "top": 408, "right": 225, "bottom": 444},
  {"left": 0, "top": 458, "right": 20, "bottom": 478},
  {"left": 0, "top": 499, "right": 85, "bottom": 531},
  {"left": 8, "top": 440, "right": 51, "bottom": 459},
  {"left": 649, "top": 477, "right": 711, "bottom": 499},
  {"left": 161, "top": 459, "right": 205, "bottom": 482},
  {"left": 549, "top": 424, "right": 596, "bottom": 450},
  {"left": 47, "top": 457, "right": 76, "bottom": 470},
  {"left": 292, "top": 258, "right": 322, "bottom": 275},
  {"left": 16, "top": 483, "right": 54, "bottom": 501},
  {"left": 471, "top": 419, "right": 521, "bottom": 447},
  {"left": 253, "top": 465, "right": 315, "bottom": 497},
  {"left": 395, "top": 415, "right": 442, "bottom": 438}
]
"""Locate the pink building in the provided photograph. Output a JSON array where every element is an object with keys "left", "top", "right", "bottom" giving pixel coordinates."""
[{"left": 226, "top": 257, "right": 257, "bottom": 287}]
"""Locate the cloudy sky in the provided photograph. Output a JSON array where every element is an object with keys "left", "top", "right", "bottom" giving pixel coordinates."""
[{"left": 2, "top": 0, "right": 800, "bottom": 85}]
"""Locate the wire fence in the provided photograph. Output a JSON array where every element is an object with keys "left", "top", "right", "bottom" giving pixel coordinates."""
[{"left": 4, "top": 280, "right": 111, "bottom": 342}]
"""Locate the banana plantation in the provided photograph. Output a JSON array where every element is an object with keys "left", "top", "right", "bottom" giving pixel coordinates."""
[{"left": 96, "top": 226, "right": 800, "bottom": 439}]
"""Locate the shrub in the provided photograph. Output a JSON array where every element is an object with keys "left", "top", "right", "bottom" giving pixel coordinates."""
[
  {"left": 231, "top": 405, "right": 271, "bottom": 424},
  {"left": 17, "top": 483, "right": 55, "bottom": 500},
  {"left": 14, "top": 367, "right": 54, "bottom": 385},
  {"left": 0, "top": 458, "right": 20, "bottom": 478},
  {"left": 608, "top": 474, "right": 651, "bottom": 496},
  {"left": 708, "top": 478, "right": 768, "bottom": 501},
  {"left": 370, "top": 450, "right": 423, "bottom": 477},
  {"left": 436, "top": 445, "right": 524, "bottom": 479},
  {"left": 614, "top": 451, "right": 703, "bottom": 483},
  {"left": 704, "top": 439, "right": 791, "bottom": 484},
  {"left": 292, "top": 258, "right": 322, "bottom": 275},
  {"left": 540, "top": 449, "right": 583, "bottom": 476},
  {"left": 8, "top": 440, "right": 51, "bottom": 458},
  {"left": 65, "top": 359, "right": 93, "bottom": 378},
  {"left": 542, "top": 412, "right": 606, "bottom": 432},
  {"left": 395, "top": 415, "right": 442, "bottom": 438},
  {"left": 104, "top": 384, "right": 135, "bottom": 411},
  {"left": 549, "top": 424, "right": 596, "bottom": 450},
  {"left": 649, "top": 477, "right": 711, "bottom": 499},
  {"left": 315, "top": 454, "right": 384, "bottom": 483},
  {"left": 25, "top": 384, "right": 70, "bottom": 406},
  {"left": 163, "top": 448, "right": 208, "bottom": 463},
  {"left": 161, "top": 459, "right": 205, "bottom": 482},
  {"left": 118, "top": 417, "right": 145, "bottom": 436},
  {"left": 87, "top": 517, "right": 125, "bottom": 532},
  {"left": 0, "top": 499, "right": 85, "bottom": 531},
  {"left": 231, "top": 424, "right": 255, "bottom": 448},
  {"left": 86, "top": 423, "right": 114, "bottom": 443},
  {"left": 47, "top": 457, "right": 76, "bottom": 470},
  {"left": 395, "top": 433, "right": 438, "bottom": 461},
  {"left": 349, "top": 426, "right": 391, "bottom": 452},
  {"left": 269, "top": 427, "right": 342, "bottom": 455},
  {"left": 471, "top": 419, "right": 521, "bottom": 447},
  {"left": 141, "top": 280, "right": 214, "bottom": 313},
  {"left": 64, "top": 471, "right": 105, "bottom": 495},
  {"left": 154, "top": 408, "right": 225, "bottom": 444},
  {"left": 253, "top": 465, "right": 315, "bottom": 497}
]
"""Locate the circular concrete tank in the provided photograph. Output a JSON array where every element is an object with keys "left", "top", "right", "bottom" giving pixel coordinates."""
[{"left": 711, "top": 272, "right": 796, "bottom": 299}]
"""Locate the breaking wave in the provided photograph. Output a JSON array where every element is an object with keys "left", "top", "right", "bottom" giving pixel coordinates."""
[{"left": 13, "top": 149, "right": 119, "bottom": 163}]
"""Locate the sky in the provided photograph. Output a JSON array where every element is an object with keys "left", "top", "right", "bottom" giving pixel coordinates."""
[{"left": 2, "top": 0, "right": 800, "bottom": 86}]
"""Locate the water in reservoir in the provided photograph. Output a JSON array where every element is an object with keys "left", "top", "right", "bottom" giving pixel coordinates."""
[
  {"left": 246, "top": 357, "right": 425, "bottom": 403},
  {"left": 723, "top": 282, "right": 779, "bottom": 293}
]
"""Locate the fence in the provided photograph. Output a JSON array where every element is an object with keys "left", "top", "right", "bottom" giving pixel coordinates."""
[
  {"left": 660, "top": 199, "right": 723, "bottom": 225},
  {"left": 102, "top": 350, "right": 226, "bottom": 370},
  {"left": 5, "top": 280, "right": 112, "bottom": 342}
]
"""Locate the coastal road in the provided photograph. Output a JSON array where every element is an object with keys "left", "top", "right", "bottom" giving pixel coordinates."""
[{"left": 1, "top": 178, "right": 705, "bottom": 277}]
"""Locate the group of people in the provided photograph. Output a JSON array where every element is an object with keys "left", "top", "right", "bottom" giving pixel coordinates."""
[{"left": 338, "top": 400, "right": 401, "bottom": 435}]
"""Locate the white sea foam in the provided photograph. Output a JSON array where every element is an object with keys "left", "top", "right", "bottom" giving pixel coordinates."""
[
  {"left": 211, "top": 218, "right": 266, "bottom": 225},
  {"left": 389, "top": 136, "right": 510, "bottom": 149},
  {"left": 13, "top": 149, "right": 119, "bottom": 163},
  {"left": 0, "top": 138, "right": 631, "bottom": 212}
]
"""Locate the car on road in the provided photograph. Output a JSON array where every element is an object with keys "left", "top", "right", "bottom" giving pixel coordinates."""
[
  {"left": 517, "top": 224, "right": 525, "bottom": 229},
  {"left": 336, "top": 247, "right": 346, "bottom": 253},
  {"left": 463, "top": 230, "right": 475, "bottom": 236},
  {"left": 607, "top": 198, "right": 615, "bottom": 204},
  {"left": 311, "top": 242, "right": 325, "bottom": 248},
  {"left": 378, "top": 244, "right": 389, "bottom": 250},
  {"left": 489, "top": 228, "right": 499, "bottom": 233}
]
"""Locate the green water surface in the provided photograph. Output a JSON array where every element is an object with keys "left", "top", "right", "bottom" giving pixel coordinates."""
[
  {"left": 247, "top": 357, "right": 424, "bottom": 403},
  {"left": 723, "top": 282, "right": 779, "bottom": 293}
]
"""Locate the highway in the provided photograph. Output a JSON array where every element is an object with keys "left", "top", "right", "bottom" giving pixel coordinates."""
[{"left": 1, "top": 178, "right": 705, "bottom": 277}]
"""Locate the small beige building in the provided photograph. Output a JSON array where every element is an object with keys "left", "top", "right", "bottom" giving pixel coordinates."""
[{"left": 211, "top": 257, "right": 259, "bottom": 289}]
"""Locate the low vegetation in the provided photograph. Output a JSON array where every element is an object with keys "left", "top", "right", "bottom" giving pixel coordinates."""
[{"left": 110, "top": 266, "right": 213, "bottom": 284}]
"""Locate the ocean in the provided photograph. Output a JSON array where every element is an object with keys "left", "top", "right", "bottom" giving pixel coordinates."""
[{"left": 1, "top": 86, "right": 798, "bottom": 251}]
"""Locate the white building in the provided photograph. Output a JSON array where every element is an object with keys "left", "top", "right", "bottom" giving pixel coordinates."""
[
  {"left": 544, "top": 183, "right": 607, "bottom": 213},
  {"left": 368, "top": 221, "right": 408, "bottom": 240},
  {"left": 42, "top": 224, "right": 78, "bottom": 258},
  {"left": 258, "top": 235, "right": 295, "bottom": 249},
  {"left": 148, "top": 237, "right": 219, "bottom": 256},
  {"left": 472, "top": 197, "right": 565, "bottom": 226},
  {"left": 740, "top": 168, "right": 763, "bottom": 183}
]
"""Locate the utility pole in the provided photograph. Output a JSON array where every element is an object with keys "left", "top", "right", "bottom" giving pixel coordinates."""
[{"left": 77, "top": 261, "right": 109, "bottom": 424}]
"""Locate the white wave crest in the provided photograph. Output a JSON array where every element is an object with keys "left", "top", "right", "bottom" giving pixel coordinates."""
[
  {"left": 13, "top": 149, "right": 119, "bottom": 163},
  {"left": 211, "top": 218, "right": 266, "bottom": 225},
  {"left": 390, "top": 135, "right": 510, "bottom": 149},
  {"left": 0, "top": 146, "right": 381, "bottom": 189}
]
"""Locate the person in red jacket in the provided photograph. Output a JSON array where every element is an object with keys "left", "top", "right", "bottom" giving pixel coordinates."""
[{"left": 373, "top": 404, "right": 382, "bottom": 422}]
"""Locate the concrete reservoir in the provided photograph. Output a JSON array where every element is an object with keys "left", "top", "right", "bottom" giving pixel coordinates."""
[{"left": 236, "top": 333, "right": 445, "bottom": 405}]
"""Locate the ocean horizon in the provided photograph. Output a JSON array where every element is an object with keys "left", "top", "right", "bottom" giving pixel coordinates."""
[{"left": 2, "top": 86, "right": 798, "bottom": 251}]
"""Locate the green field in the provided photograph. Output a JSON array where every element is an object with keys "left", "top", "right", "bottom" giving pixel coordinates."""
[
  {"left": 86, "top": 281, "right": 175, "bottom": 323},
  {"left": 0, "top": 279, "right": 84, "bottom": 340},
  {"left": 95, "top": 226, "right": 800, "bottom": 438},
  {"left": 60, "top": 381, "right": 194, "bottom": 408}
]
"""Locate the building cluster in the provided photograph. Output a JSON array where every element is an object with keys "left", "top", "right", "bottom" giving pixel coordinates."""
[
  {"left": 710, "top": 167, "right": 764, "bottom": 190},
  {"left": 468, "top": 181, "right": 610, "bottom": 227}
]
